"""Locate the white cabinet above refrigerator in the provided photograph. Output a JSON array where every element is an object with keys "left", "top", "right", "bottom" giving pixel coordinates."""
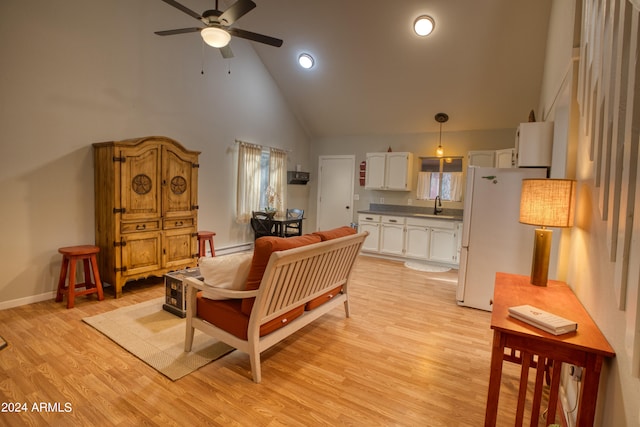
[{"left": 515, "top": 121, "right": 553, "bottom": 167}]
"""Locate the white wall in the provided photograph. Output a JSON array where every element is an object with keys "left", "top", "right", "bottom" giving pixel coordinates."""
[
  {"left": 0, "top": 0, "right": 310, "bottom": 306},
  {"left": 539, "top": 1, "right": 640, "bottom": 426}
]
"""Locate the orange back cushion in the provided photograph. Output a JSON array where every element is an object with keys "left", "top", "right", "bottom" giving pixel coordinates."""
[
  {"left": 313, "top": 226, "right": 357, "bottom": 241},
  {"left": 241, "top": 234, "right": 322, "bottom": 315}
]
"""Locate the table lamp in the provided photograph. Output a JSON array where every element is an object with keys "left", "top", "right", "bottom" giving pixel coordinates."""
[{"left": 519, "top": 179, "right": 576, "bottom": 286}]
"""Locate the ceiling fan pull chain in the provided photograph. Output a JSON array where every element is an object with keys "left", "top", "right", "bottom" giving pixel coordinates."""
[{"left": 201, "top": 39, "right": 205, "bottom": 75}]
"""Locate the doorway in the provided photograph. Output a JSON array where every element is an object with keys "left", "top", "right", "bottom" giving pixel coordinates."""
[{"left": 316, "top": 155, "right": 355, "bottom": 231}]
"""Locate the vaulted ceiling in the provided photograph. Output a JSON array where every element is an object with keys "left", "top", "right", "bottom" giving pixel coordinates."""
[{"left": 158, "top": 0, "right": 553, "bottom": 138}]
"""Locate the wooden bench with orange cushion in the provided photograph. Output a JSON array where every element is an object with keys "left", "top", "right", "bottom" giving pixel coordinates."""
[{"left": 184, "top": 226, "right": 367, "bottom": 382}]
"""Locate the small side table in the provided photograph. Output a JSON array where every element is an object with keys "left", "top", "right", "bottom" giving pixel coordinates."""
[
  {"left": 162, "top": 267, "right": 202, "bottom": 318},
  {"left": 485, "top": 273, "right": 615, "bottom": 426}
]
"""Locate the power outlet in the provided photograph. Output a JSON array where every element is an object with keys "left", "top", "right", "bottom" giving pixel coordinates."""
[
  {"left": 379, "top": 197, "right": 385, "bottom": 203},
  {"left": 407, "top": 199, "right": 413, "bottom": 205},
  {"left": 569, "top": 365, "right": 583, "bottom": 381}
]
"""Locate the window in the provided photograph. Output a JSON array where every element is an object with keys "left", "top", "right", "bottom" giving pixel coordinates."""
[
  {"left": 236, "top": 142, "right": 287, "bottom": 223},
  {"left": 417, "top": 157, "right": 463, "bottom": 201}
]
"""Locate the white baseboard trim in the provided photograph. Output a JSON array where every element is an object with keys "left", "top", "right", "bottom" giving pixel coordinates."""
[
  {"left": 0, "top": 243, "right": 255, "bottom": 311},
  {"left": 0, "top": 291, "right": 57, "bottom": 311},
  {"left": 211, "top": 242, "right": 253, "bottom": 256}
]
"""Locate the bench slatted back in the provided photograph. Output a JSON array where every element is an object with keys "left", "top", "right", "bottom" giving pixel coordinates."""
[{"left": 252, "top": 233, "right": 366, "bottom": 324}]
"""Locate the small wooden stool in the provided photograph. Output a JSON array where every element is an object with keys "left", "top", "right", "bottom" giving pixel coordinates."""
[
  {"left": 56, "top": 245, "right": 104, "bottom": 309},
  {"left": 197, "top": 231, "right": 216, "bottom": 257}
]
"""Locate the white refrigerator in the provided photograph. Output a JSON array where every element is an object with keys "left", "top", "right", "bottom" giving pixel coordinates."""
[{"left": 456, "top": 166, "right": 547, "bottom": 311}]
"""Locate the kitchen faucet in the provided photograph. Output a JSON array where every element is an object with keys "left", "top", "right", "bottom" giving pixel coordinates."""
[{"left": 434, "top": 196, "right": 443, "bottom": 215}]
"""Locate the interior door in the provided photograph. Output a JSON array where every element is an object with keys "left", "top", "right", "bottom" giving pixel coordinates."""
[{"left": 317, "top": 155, "right": 355, "bottom": 231}]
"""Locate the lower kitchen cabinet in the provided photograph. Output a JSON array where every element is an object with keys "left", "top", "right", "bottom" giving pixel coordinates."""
[
  {"left": 429, "top": 227, "right": 458, "bottom": 264},
  {"left": 380, "top": 216, "right": 405, "bottom": 256},
  {"left": 359, "top": 214, "right": 461, "bottom": 266},
  {"left": 358, "top": 214, "right": 381, "bottom": 252}
]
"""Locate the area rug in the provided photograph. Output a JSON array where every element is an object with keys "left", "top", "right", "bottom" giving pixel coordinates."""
[
  {"left": 83, "top": 297, "right": 234, "bottom": 381},
  {"left": 404, "top": 261, "right": 451, "bottom": 273}
]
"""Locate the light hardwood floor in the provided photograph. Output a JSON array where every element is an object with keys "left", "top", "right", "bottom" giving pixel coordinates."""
[{"left": 0, "top": 256, "right": 556, "bottom": 426}]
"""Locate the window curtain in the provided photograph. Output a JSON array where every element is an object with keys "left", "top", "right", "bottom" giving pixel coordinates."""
[
  {"left": 269, "top": 147, "right": 287, "bottom": 214},
  {"left": 416, "top": 172, "right": 431, "bottom": 200},
  {"left": 449, "top": 172, "right": 464, "bottom": 202},
  {"left": 236, "top": 141, "right": 262, "bottom": 224}
]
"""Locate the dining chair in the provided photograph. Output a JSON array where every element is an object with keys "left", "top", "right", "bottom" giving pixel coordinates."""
[
  {"left": 251, "top": 211, "right": 275, "bottom": 240},
  {"left": 284, "top": 208, "right": 304, "bottom": 237}
]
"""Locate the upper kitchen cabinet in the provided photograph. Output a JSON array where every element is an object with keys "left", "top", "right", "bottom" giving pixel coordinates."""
[
  {"left": 365, "top": 152, "right": 414, "bottom": 191},
  {"left": 467, "top": 150, "right": 496, "bottom": 167},
  {"left": 515, "top": 121, "right": 553, "bottom": 167},
  {"left": 495, "top": 148, "right": 515, "bottom": 168}
]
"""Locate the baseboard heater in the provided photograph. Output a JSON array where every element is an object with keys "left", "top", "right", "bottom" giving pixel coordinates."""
[{"left": 214, "top": 242, "right": 253, "bottom": 256}]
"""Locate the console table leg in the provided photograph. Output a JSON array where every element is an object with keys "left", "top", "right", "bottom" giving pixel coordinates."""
[{"left": 485, "top": 330, "right": 504, "bottom": 427}]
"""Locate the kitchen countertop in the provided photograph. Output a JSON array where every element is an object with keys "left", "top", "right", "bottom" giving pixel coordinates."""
[{"left": 358, "top": 204, "right": 463, "bottom": 221}]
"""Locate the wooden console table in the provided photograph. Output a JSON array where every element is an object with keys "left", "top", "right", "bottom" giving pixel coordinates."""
[{"left": 485, "top": 273, "right": 615, "bottom": 427}]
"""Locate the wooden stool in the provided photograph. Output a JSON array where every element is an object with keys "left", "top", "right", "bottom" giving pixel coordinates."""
[
  {"left": 56, "top": 245, "right": 104, "bottom": 309},
  {"left": 197, "top": 231, "right": 216, "bottom": 257}
]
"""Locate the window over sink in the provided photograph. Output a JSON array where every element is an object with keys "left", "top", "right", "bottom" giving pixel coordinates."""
[{"left": 417, "top": 157, "right": 463, "bottom": 202}]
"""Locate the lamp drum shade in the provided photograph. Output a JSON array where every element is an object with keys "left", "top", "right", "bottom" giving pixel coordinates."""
[{"left": 519, "top": 179, "right": 576, "bottom": 227}]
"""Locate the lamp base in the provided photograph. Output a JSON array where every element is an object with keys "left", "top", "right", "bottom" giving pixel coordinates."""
[{"left": 530, "top": 228, "right": 552, "bottom": 286}]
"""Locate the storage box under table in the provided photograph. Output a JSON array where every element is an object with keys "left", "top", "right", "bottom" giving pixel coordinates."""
[{"left": 163, "top": 267, "right": 202, "bottom": 318}]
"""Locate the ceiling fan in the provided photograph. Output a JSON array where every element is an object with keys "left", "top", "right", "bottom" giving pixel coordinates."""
[{"left": 155, "top": 0, "right": 283, "bottom": 59}]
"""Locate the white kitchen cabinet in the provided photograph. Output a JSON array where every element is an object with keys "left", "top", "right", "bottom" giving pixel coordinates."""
[
  {"left": 428, "top": 227, "right": 458, "bottom": 264},
  {"left": 380, "top": 216, "right": 405, "bottom": 256},
  {"left": 358, "top": 214, "right": 381, "bottom": 252},
  {"left": 515, "top": 121, "right": 553, "bottom": 167},
  {"left": 468, "top": 150, "right": 495, "bottom": 167},
  {"left": 365, "top": 152, "right": 413, "bottom": 191},
  {"left": 359, "top": 213, "right": 461, "bottom": 266},
  {"left": 405, "top": 218, "right": 431, "bottom": 260},
  {"left": 495, "top": 148, "right": 515, "bottom": 168},
  {"left": 364, "top": 153, "right": 386, "bottom": 189}
]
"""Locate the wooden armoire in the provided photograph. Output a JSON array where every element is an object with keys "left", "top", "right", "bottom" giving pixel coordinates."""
[{"left": 93, "top": 136, "right": 200, "bottom": 297}]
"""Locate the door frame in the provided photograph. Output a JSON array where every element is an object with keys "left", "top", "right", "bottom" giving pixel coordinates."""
[{"left": 316, "top": 155, "right": 355, "bottom": 231}]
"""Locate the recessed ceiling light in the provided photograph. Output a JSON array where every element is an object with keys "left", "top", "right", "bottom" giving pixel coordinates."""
[
  {"left": 414, "top": 15, "right": 435, "bottom": 37},
  {"left": 298, "top": 53, "right": 315, "bottom": 69}
]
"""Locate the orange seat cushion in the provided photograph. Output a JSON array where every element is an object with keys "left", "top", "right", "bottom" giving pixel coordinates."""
[
  {"left": 305, "top": 285, "right": 343, "bottom": 311},
  {"left": 241, "top": 234, "right": 322, "bottom": 315},
  {"left": 312, "top": 226, "right": 356, "bottom": 241},
  {"left": 197, "top": 293, "right": 305, "bottom": 340}
]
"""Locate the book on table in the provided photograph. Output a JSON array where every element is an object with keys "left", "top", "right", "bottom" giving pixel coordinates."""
[{"left": 508, "top": 304, "right": 578, "bottom": 335}]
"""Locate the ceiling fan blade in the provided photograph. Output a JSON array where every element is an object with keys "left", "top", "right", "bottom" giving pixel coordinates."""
[
  {"left": 228, "top": 28, "right": 283, "bottom": 47},
  {"left": 159, "top": 0, "right": 202, "bottom": 21},
  {"left": 219, "top": 0, "right": 256, "bottom": 26},
  {"left": 220, "top": 45, "right": 234, "bottom": 59},
  {"left": 155, "top": 27, "right": 202, "bottom": 36}
]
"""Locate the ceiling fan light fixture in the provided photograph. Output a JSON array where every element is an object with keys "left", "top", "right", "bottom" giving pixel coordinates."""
[
  {"left": 414, "top": 15, "right": 435, "bottom": 37},
  {"left": 298, "top": 53, "right": 315, "bottom": 69},
  {"left": 201, "top": 27, "right": 231, "bottom": 48}
]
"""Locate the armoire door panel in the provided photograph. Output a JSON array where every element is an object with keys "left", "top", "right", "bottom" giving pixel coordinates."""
[
  {"left": 164, "top": 228, "right": 197, "bottom": 268},
  {"left": 120, "top": 145, "right": 161, "bottom": 221},
  {"left": 162, "top": 146, "right": 197, "bottom": 218},
  {"left": 121, "top": 231, "right": 162, "bottom": 275}
]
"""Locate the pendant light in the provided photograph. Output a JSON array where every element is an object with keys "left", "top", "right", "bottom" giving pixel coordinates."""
[{"left": 435, "top": 112, "right": 448, "bottom": 157}]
